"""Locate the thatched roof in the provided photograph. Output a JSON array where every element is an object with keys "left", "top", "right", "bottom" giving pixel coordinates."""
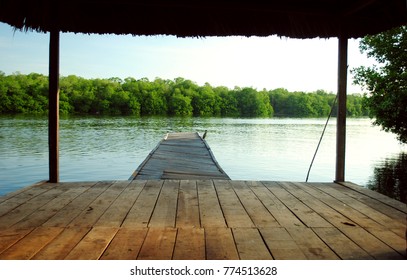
[{"left": 0, "top": 0, "right": 406, "bottom": 38}]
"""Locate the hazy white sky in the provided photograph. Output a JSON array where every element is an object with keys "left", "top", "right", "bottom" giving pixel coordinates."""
[{"left": 0, "top": 22, "right": 375, "bottom": 93}]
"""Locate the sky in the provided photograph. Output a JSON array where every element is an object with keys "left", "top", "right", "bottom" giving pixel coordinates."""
[{"left": 0, "top": 22, "right": 376, "bottom": 93}]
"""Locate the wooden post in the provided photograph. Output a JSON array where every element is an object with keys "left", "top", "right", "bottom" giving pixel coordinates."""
[
  {"left": 335, "top": 35, "right": 348, "bottom": 183},
  {"left": 49, "top": 30, "right": 60, "bottom": 183}
]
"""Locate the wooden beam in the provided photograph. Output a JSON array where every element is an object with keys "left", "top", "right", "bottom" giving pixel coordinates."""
[
  {"left": 48, "top": 30, "right": 60, "bottom": 183},
  {"left": 335, "top": 35, "right": 348, "bottom": 183}
]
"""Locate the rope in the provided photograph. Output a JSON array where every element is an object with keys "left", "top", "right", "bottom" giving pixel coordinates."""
[{"left": 305, "top": 94, "right": 338, "bottom": 182}]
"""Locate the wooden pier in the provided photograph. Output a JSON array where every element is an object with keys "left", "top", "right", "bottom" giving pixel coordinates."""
[
  {"left": 130, "top": 132, "right": 230, "bottom": 180},
  {"left": 0, "top": 180, "right": 405, "bottom": 260}
]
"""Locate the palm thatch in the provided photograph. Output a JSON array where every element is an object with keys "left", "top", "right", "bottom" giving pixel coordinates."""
[{"left": 0, "top": 0, "right": 406, "bottom": 38}]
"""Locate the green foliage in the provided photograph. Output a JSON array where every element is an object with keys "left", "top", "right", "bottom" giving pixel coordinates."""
[
  {"left": 352, "top": 25, "right": 407, "bottom": 143},
  {"left": 168, "top": 90, "right": 193, "bottom": 116},
  {"left": 234, "top": 87, "right": 273, "bottom": 117},
  {"left": 192, "top": 84, "right": 219, "bottom": 117},
  {"left": 0, "top": 72, "right": 49, "bottom": 114},
  {"left": 269, "top": 89, "right": 337, "bottom": 117},
  {"left": 0, "top": 72, "right": 368, "bottom": 118},
  {"left": 217, "top": 86, "right": 239, "bottom": 117}
]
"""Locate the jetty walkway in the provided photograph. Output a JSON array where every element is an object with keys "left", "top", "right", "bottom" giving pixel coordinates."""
[{"left": 130, "top": 132, "right": 230, "bottom": 180}]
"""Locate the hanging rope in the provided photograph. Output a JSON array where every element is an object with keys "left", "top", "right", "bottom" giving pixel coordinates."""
[{"left": 305, "top": 94, "right": 338, "bottom": 182}]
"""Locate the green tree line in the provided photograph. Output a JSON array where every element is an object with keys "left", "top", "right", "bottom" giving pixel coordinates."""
[{"left": 0, "top": 72, "right": 368, "bottom": 118}]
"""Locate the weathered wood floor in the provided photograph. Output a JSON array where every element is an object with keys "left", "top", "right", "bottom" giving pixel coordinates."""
[
  {"left": 129, "top": 132, "right": 230, "bottom": 180},
  {"left": 0, "top": 180, "right": 405, "bottom": 260}
]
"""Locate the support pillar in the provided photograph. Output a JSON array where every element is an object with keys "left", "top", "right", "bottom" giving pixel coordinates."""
[
  {"left": 49, "top": 30, "right": 60, "bottom": 183},
  {"left": 335, "top": 35, "right": 348, "bottom": 183}
]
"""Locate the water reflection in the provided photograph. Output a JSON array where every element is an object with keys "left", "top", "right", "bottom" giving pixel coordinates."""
[{"left": 367, "top": 153, "right": 406, "bottom": 203}]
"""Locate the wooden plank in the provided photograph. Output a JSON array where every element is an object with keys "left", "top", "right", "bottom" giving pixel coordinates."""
[
  {"left": 94, "top": 181, "right": 145, "bottom": 227},
  {"left": 68, "top": 181, "right": 124, "bottom": 227},
  {"left": 197, "top": 180, "right": 226, "bottom": 228},
  {"left": 296, "top": 182, "right": 388, "bottom": 229},
  {"left": 64, "top": 227, "right": 119, "bottom": 260},
  {"left": 31, "top": 227, "right": 91, "bottom": 260},
  {"left": 339, "top": 182, "right": 407, "bottom": 212},
  {"left": 161, "top": 141, "right": 205, "bottom": 148},
  {"left": 170, "top": 146, "right": 206, "bottom": 155},
  {"left": 386, "top": 227, "right": 406, "bottom": 239},
  {"left": 214, "top": 180, "right": 254, "bottom": 228},
  {"left": 155, "top": 152, "right": 209, "bottom": 159},
  {"left": 312, "top": 227, "right": 373, "bottom": 260},
  {"left": 12, "top": 183, "right": 93, "bottom": 229},
  {"left": 151, "top": 149, "right": 210, "bottom": 159},
  {"left": 162, "top": 173, "right": 227, "bottom": 180},
  {"left": 153, "top": 155, "right": 211, "bottom": 164},
  {"left": 176, "top": 180, "right": 200, "bottom": 228},
  {"left": 0, "top": 183, "right": 59, "bottom": 217},
  {"left": 100, "top": 228, "right": 148, "bottom": 260},
  {"left": 137, "top": 170, "right": 163, "bottom": 179},
  {"left": 156, "top": 155, "right": 215, "bottom": 165},
  {"left": 0, "top": 181, "right": 47, "bottom": 203},
  {"left": 161, "top": 169, "right": 228, "bottom": 180},
  {"left": 312, "top": 183, "right": 405, "bottom": 234},
  {"left": 43, "top": 182, "right": 111, "bottom": 227},
  {"left": 137, "top": 228, "right": 177, "bottom": 260},
  {"left": 157, "top": 145, "right": 209, "bottom": 153},
  {"left": 232, "top": 228, "right": 273, "bottom": 260},
  {"left": 150, "top": 157, "right": 212, "bottom": 168},
  {"left": 0, "top": 227, "right": 64, "bottom": 259},
  {"left": 339, "top": 226, "right": 404, "bottom": 259},
  {"left": 231, "top": 181, "right": 280, "bottom": 227},
  {"left": 364, "top": 227, "right": 406, "bottom": 257},
  {"left": 149, "top": 180, "right": 179, "bottom": 227},
  {"left": 153, "top": 156, "right": 221, "bottom": 168},
  {"left": 144, "top": 157, "right": 213, "bottom": 168},
  {"left": 285, "top": 227, "right": 340, "bottom": 260},
  {"left": 281, "top": 182, "right": 357, "bottom": 228},
  {"left": 156, "top": 166, "right": 216, "bottom": 175},
  {"left": 163, "top": 139, "right": 202, "bottom": 144},
  {"left": 334, "top": 182, "right": 406, "bottom": 221},
  {"left": 205, "top": 227, "right": 239, "bottom": 260},
  {"left": 122, "top": 180, "right": 163, "bottom": 227},
  {"left": 263, "top": 182, "right": 332, "bottom": 228},
  {"left": 173, "top": 228, "right": 205, "bottom": 260},
  {"left": 0, "top": 228, "right": 34, "bottom": 255},
  {"left": 0, "top": 185, "right": 70, "bottom": 229},
  {"left": 156, "top": 142, "right": 208, "bottom": 151},
  {"left": 166, "top": 132, "right": 199, "bottom": 138},
  {"left": 259, "top": 227, "right": 307, "bottom": 260},
  {"left": 251, "top": 181, "right": 305, "bottom": 227}
]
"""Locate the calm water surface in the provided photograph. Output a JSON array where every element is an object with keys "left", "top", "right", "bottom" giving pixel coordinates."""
[{"left": 0, "top": 115, "right": 406, "bottom": 195}]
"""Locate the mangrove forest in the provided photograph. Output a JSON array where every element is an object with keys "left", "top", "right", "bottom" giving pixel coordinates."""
[{"left": 0, "top": 72, "right": 368, "bottom": 118}]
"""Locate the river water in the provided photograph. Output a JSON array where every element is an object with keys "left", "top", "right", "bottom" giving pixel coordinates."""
[{"left": 0, "top": 115, "right": 406, "bottom": 196}]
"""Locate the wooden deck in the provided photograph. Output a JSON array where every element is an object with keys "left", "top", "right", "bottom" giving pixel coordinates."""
[
  {"left": 129, "top": 132, "right": 230, "bottom": 180},
  {"left": 0, "top": 180, "right": 405, "bottom": 260}
]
